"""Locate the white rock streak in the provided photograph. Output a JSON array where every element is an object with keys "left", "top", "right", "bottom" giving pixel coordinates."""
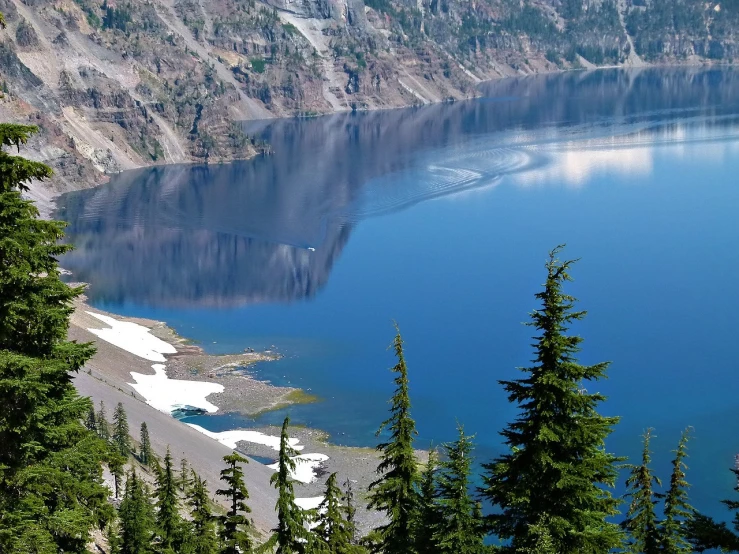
[
  {"left": 268, "top": 453, "right": 329, "bottom": 484},
  {"left": 187, "top": 424, "right": 304, "bottom": 452},
  {"left": 86, "top": 311, "right": 177, "bottom": 362},
  {"left": 129, "top": 364, "right": 224, "bottom": 414}
]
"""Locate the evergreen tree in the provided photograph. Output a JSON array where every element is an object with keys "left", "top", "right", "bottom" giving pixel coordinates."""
[
  {"left": 86, "top": 404, "right": 98, "bottom": 432},
  {"left": 270, "top": 416, "right": 310, "bottom": 554},
  {"left": 187, "top": 471, "right": 219, "bottom": 554},
  {"left": 313, "top": 472, "right": 358, "bottom": 553},
  {"left": 367, "top": 325, "right": 420, "bottom": 554},
  {"left": 113, "top": 402, "right": 131, "bottom": 457},
  {"left": 415, "top": 448, "right": 441, "bottom": 554},
  {"left": 432, "top": 424, "right": 484, "bottom": 554},
  {"left": 109, "top": 448, "right": 126, "bottom": 499},
  {"left": 0, "top": 121, "right": 111, "bottom": 551},
  {"left": 119, "top": 469, "right": 155, "bottom": 554},
  {"left": 342, "top": 477, "right": 358, "bottom": 546},
  {"left": 180, "top": 455, "right": 191, "bottom": 492},
  {"left": 216, "top": 451, "right": 253, "bottom": 554},
  {"left": 660, "top": 428, "right": 694, "bottom": 554},
  {"left": 98, "top": 400, "right": 110, "bottom": 441},
  {"left": 140, "top": 422, "right": 152, "bottom": 465},
  {"left": 480, "top": 247, "right": 624, "bottom": 553},
  {"left": 622, "top": 428, "right": 661, "bottom": 554},
  {"left": 154, "top": 447, "right": 183, "bottom": 552}
]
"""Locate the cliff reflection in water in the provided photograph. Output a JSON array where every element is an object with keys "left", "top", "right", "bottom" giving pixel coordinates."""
[{"left": 57, "top": 67, "right": 739, "bottom": 308}]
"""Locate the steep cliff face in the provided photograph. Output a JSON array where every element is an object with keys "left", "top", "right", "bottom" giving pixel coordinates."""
[{"left": 0, "top": 0, "right": 736, "bottom": 207}]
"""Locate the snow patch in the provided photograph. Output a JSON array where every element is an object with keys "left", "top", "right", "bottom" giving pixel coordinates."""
[
  {"left": 295, "top": 496, "right": 324, "bottom": 511},
  {"left": 129, "top": 364, "right": 223, "bottom": 414},
  {"left": 86, "top": 311, "right": 177, "bottom": 362},
  {"left": 187, "top": 424, "right": 305, "bottom": 452},
  {"left": 268, "top": 453, "right": 329, "bottom": 484}
]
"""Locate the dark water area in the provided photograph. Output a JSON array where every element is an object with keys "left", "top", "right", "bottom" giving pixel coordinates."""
[{"left": 57, "top": 68, "right": 739, "bottom": 518}]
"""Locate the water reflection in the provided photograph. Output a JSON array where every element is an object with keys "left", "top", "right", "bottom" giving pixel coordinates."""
[{"left": 57, "top": 67, "right": 739, "bottom": 308}]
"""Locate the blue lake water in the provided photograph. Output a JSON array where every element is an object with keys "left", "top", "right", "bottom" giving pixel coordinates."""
[{"left": 57, "top": 68, "right": 739, "bottom": 518}]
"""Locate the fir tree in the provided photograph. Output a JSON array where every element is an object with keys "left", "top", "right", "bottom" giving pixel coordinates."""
[
  {"left": 140, "top": 422, "right": 152, "bottom": 465},
  {"left": 660, "top": 428, "right": 694, "bottom": 554},
  {"left": 216, "top": 451, "right": 253, "bottom": 554},
  {"left": 180, "top": 455, "right": 191, "bottom": 492},
  {"left": 480, "top": 247, "right": 624, "bottom": 553},
  {"left": 154, "top": 447, "right": 183, "bottom": 552},
  {"left": 270, "top": 416, "right": 310, "bottom": 554},
  {"left": 432, "top": 424, "right": 484, "bottom": 554},
  {"left": 98, "top": 400, "right": 110, "bottom": 441},
  {"left": 342, "top": 477, "right": 358, "bottom": 546},
  {"left": 0, "top": 121, "right": 110, "bottom": 551},
  {"left": 187, "top": 471, "right": 219, "bottom": 554},
  {"left": 86, "top": 404, "right": 98, "bottom": 432},
  {"left": 367, "top": 325, "right": 420, "bottom": 554},
  {"left": 622, "top": 428, "right": 661, "bottom": 554},
  {"left": 415, "top": 448, "right": 441, "bottom": 554},
  {"left": 119, "top": 469, "right": 155, "bottom": 554},
  {"left": 109, "top": 448, "right": 127, "bottom": 499},
  {"left": 313, "top": 473, "right": 357, "bottom": 553},
  {"left": 113, "top": 402, "right": 131, "bottom": 456}
]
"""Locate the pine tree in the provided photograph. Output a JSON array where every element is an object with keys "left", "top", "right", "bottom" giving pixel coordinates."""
[
  {"left": 216, "top": 451, "right": 253, "bottom": 554},
  {"left": 113, "top": 402, "right": 131, "bottom": 456},
  {"left": 660, "top": 428, "right": 694, "bottom": 554},
  {"left": 119, "top": 469, "right": 155, "bottom": 554},
  {"left": 187, "top": 471, "right": 219, "bottom": 554},
  {"left": 415, "top": 448, "right": 441, "bottom": 554},
  {"left": 109, "top": 448, "right": 127, "bottom": 499},
  {"left": 180, "top": 456, "right": 191, "bottom": 492},
  {"left": 367, "top": 325, "right": 420, "bottom": 554},
  {"left": 312, "top": 472, "right": 358, "bottom": 553},
  {"left": 86, "top": 404, "right": 98, "bottom": 432},
  {"left": 480, "top": 247, "right": 624, "bottom": 553},
  {"left": 622, "top": 428, "right": 661, "bottom": 554},
  {"left": 98, "top": 400, "right": 110, "bottom": 441},
  {"left": 270, "top": 416, "right": 310, "bottom": 554},
  {"left": 0, "top": 121, "right": 111, "bottom": 551},
  {"left": 154, "top": 447, "right": 183, "bottom": 552},
  {"left": 432, "top": 424, "right": 484, "bottom": 554},
  {"left": 140, "top": 422, "right": 152, "bottom": 465},
  {"left": 342, "top": 477, "right": 358, "bottom": 546}
]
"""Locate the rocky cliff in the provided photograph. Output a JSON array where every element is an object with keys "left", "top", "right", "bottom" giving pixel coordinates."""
[{"left": 0, "top": 0, "right": 736, "bottom": 208}]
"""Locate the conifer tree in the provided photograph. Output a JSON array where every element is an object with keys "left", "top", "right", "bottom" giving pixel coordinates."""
[
  {"left": 0, "top": 121, "right": 110, "bottom": 551},
  {"left": 180, "top": 456, "right": 191, "bottom": 492},
  {"left": 415, "top": 448, "right": 441, "bottom": 554},
  {"left": 109, "top": 448, "right": 126, "bottom": 499},
  {"left": 113, "top": 402, "right": 131, "bottom": 456},
  {"left": 312, "top": 472, "right": 359, "bottom": 553},
  {"left": 432, "top": 424, "right": 484, "bottom": 554},
  {"left": 367, "top": 326, "right": 420, "bottom": 554},
  {"left": 187, "top": 471, "right": 219, "bottom": 554},
  {"left": 622, "top": 428, "right": 661, "bottom": 554},
  {"left": 660, "top": 428, "right": 694, "bottom": 554},
  {"left": 98, "top": 400, "right": 110, "bottom": 441},
  {"left": 119, "top": 469, "right": 155, "bottom": 554},
  {"left": 154, "top": 447, "right": 183, "bottom": 552},
  {"left": 270, "top": 416, "right": 310, "bottom": 553},
  {"left": 480, "top": 247, "right": 624, "bottom": 553},
  {"left": 216, "top": 451, "right": 253, "bottom": 554},
  {"left": 86, "top": 405, "right": 98, "bottom": 432},
  {"left": 342, "top": 477, "right": 358, "bottom": 546},
  {"left": 140, "top": 422, "right": 152, "bottom": 465}
]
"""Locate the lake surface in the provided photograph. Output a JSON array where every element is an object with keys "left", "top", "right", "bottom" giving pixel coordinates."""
[{"left": 57, "top": 68, "right": 739, "bottom": 518}]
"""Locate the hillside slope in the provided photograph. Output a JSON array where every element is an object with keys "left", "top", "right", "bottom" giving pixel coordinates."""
[{"left": 0, "top": 0, "right": 736, "bottom": 207}]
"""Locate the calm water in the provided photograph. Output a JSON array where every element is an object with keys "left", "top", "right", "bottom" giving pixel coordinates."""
[{"left": 58, "top": 68, "right": 739, "bottom": 517}]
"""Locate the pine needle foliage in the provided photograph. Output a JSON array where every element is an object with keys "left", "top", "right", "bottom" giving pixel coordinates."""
[
  {"left": 113, "top": 402, "right": 131, "bottom": 457},
  {"left": 154, "top": 447, "right": 183, "bottom": 551},
  {"left": 139, "top": 422, "right": 152, "bottom": 466},
  {"left": 342, "top": 477, "right": 358, "bottom": 545},
  {"left": 480, "top": 246, "right": 624, "bottom": 553},
  {"left": 622, "top": 428, "right": 661, "bottom": 554},
  {"left": 432, "top": 424, "right": 484, "bottom": 554},
  {"left": 660, "top": 428, "right": 694, "bottom": 554},
  {"left": 367, "top": 325, "right": 420, "bottom": 554},
  {"left": 119, "top": 469, "right": 155, "bottom": 554},
  {"left": 415, "top": 448, "right": 441, "bottom": 554},
  {"left": 98, "top": 400, "right": 110, "bottom": 441},
  {"left": 312, "top": 472, "right": 360, "bottom": 553},
  {"left": 216, "top": 451, "right": 253, "bottom": 554},
  {"left": 187, "top": 471, "right": 219, "bottom": 554}
]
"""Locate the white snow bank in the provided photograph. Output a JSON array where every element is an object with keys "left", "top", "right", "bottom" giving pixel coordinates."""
[
  {"left": 295, "top": 496, "right": 324, "bottom": 510},
  {"left": 86, "top": 312, "right": 177, "bottom": 362},
  {"left": 187, "top": 424, "right": 304, "bottom": 452},
  {"left": 130, "top": 364, "right": 223, "bottom": 414},
  {"left": 268, "top": 453, "right": 329, "bottom": 484}
]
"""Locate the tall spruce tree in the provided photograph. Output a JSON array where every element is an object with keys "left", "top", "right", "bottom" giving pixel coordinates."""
[
  {"left": 312, "top": 472, "right": 359, "bottom": 553},
  {"left": 140, "top": 422, "right": 152, "bottom": 465},
  {"left": 660, "top": 428, "right": 694, "bottom": 554},
  {"left": 154, "top": 447, "right": 183, "bottom": 552},
  {"left": 180, "top": 456, "right": 191, "bottom": 492},
  {"left": 432, "top": 424, "right": 484, "bottom": 554},
  {"left": 113, "top": 402, "right": 131, "bottom": 456},
  {"left": 109, "top": 448, "right": 126, "bottom": 499},
  {"left": 343, "top": 477, "right": 358, "bottom": 546},
  {"left": 216, "top": 451, "right": 253, "bottom": 554},
  {"left": 86, "top": 404, "right": 98, "bottom": 432},
  {"left": 622, "top": 428, "right": 661, "bottom": 554},
  {"left": 98, "top": 400, "right": 110, "bottom": 441},
  {"left": 415, "top": 448, "right": 441, "bottom": 554},
  {"left": 0, "top": 121, "right": 110, "bottom": 551},
  {"left": 270, "top": 416, "right": 310, "bottom": 554},
  {"left": 367, "top": 325, "right": 420, "bottom": 554},
  {"left": 187, "top": 471, "right": 219, "bottom": 554},
  {"left": 119, "top": 469, "right": 155, "bottom": 554},
  {"left": 480, "top": 247, "right": 623, "bottom": 553}
]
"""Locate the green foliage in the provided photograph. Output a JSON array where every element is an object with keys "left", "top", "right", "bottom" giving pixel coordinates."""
[
  {"left": 251, "top": 57, "right": 267, "bottom": 73},
  {"left": 312, "top": 473, "right": 360, "bottom": 553},
  {"left": 660, "top": 429, "right": 694, "bottom": 553},
  {"left": 367, "top": 325, "right": 420, "bottom": 554},
  {"left": 139, "top": 422, "right": 152, "bottom": 466},
  {"left": 154, "top": 447, "right": 184, "bottom": 551},
  {"left": 187, "top": 472, "right": 219, "bottom": 554},
  {"left": 415, "top": 448, "right": 441, "bottom": 553},
  {"left": 216, "top": 451, "right": 253, "bottom": 554},
  {"left": 109, "top": 446, "right": 127, "bottom": 499},
  {"left": 113, "top": 402, "right": 131, "bottom": 456},
  {"left": 119, "top": 469, "right": 156, "bottom": 554},
  {"left": 480, "top": 246, "right": 624, "bottom": 553},
  {"left": 97, "top": 400, "right": 110, "bottom": 440},
  {"left": 622, "top": 429, "right": 661, "bottom": 554}
]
